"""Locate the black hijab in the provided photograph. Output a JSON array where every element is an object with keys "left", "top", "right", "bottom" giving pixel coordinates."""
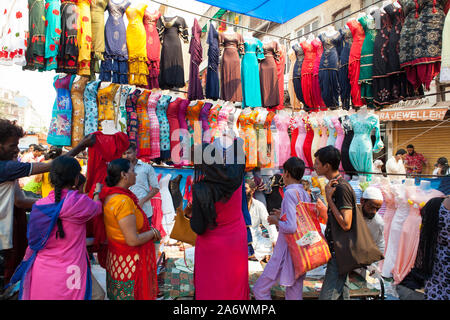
[{"left": 190, "top": 139, "right": 245, "bottom": 235}]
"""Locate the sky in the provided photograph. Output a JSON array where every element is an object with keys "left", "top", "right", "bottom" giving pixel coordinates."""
[{"left": 0, "top": 0, "right": 210, "bottom": 127}]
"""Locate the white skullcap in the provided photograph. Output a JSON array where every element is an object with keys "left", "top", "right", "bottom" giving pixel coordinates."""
[{"left": 362, "top": 186, "right": 384, "bottom": 201}]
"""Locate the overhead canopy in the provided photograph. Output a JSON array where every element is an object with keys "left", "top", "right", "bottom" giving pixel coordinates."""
[{"left": 195, "top": 0, "right": 327, "bottom": 24}]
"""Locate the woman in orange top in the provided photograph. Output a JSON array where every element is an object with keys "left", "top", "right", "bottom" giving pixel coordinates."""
[{"left": 100, "top": 158, "right": 161, "bottom": 300}]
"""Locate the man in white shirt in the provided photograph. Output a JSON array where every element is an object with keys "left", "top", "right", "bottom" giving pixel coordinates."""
[
  {"left": 245, "top": 180, "right": 278, "bottom": 262},
  {"left": 386, "top": 149, "right": 407, "bottom": 180},
  {"left": 123, "top": 144, "right": 160, "bottom": 222},
  {"left": 358, "top": 186, "right": 385, "bottom": 275}
]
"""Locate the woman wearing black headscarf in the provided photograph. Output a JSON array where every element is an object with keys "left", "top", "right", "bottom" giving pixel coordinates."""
[{"left": 191, "top": 138, "right": 249, "bottom": 300}]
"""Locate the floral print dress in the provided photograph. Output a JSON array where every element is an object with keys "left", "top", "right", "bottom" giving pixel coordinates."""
[
  {"left": 83, "top": 79, "right": 101, "bottom": 135},
  {"left": 57, "top": 0, "right": 79, "bottom": 73},
  {"left": 44, "top": 0, "right": 61, "bottom": 71},
  {"left": 156, "top": 95, "right": 173, "bottom": 160},
  {"left": 70, "top": 75, "right": 89, "bottom": 147},
  {"left": 77, "top": 0, "right": 92, "bottom": 75},
  {"left": 125, "top": 89, "right": 141, "bottom": 148},
  {"left": 24, "top": 0, "right": 46, "bottom": 70},
  {"left": 0, "top": 0, "right": 28, "bottom": 66}
]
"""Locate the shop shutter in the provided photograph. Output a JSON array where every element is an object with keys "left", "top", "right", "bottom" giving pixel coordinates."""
[{"left": 393, "top": 119, "right": 450, "bottom": 174}]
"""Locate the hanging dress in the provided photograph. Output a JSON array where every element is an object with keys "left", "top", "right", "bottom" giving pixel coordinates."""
[
  {"left": 125, "top": 89, "right": 141, "bottom": 148},
  {"left": 309, "top": 117, "right": 321, "bottom": 162},
  {"left": 0, "top": 0, "right": 28, "bottom": 66},
  {"left": 147, "top": 92, "right": 161, "bottom": 160},
  {"left": 241, "top": 37, "right": 264, "bottom": 107},
  {"left": 288, "top": 49, "right": 302, "bottom": 110},
  {"left": 97, "top": 83, "right": 120, "bottom": 131},
  {"left": 260, "top": 41, "right": 280, "bottom": 108},
  {"left": 167, "top": 97, "right": 182, "bottom": 153},
  {"left": 319, "top": 117, "right": 330, "bottom": 149},
  {"left": 440, "top": 6, "right": 450, "bottom": 83},
  {"left": 157, "top": 16, "right": 189, "bottom": 89},
  {"left": 312, "top": 38, "right": 326, "bottom": 111},
  {"left": 302, "top": 117, "right": 315, "bottom": 170},
  {"left": 238, "top": 110, "right": 259, "bottom": 171},
  {"left": 188, "top": 18, "right": 204, "bottom": 100},
  {"left": 318, "top": 31, "right": 341, "bottom": 110},
  {"left": 205, "top": 23, "right": 220, "bottom": 99},
  {"left": 340, "top": 115, "right": 356, "bottom": 175},
  {"left": 347, "top": 19, "right": 365, "bottom": 107},
  {"left": 71, "top": 76, "right": 89, "bottom": 147},
  {"left": 24, "top": 0, "right": 45, "bottom": 71},
  {"left": 156, "top": 95, "right": 172, "bottom": 160},
  {"left": 289, "top": 116, "right": 299, "bottom": 157},
  {"left": 47, "top": 74, "right": 75, "bottom": 146},
  {"left": 274, "top": 44, "right": 286, "bottom": 110},
  {"left": 338, "top": 28, "right": 353, "bottom": 110},
  {"left": 372, "top": 9, "right": 393, "bottom": 107},
  {"left": 219, "top": 32, "right": 244, "bottom": 102},
  {"left": 57, "top": 0, "right": 79, "bottom": 74},
  {"left": 358, "top": 15, "right": 377, "bottom": 108},
  {"left": 90, "top": 0, "right": 108, "bottom": 76},
  {"left": 177, "top": 99, "right": 190, "bottom": 165},
  {"left": 292, "top": 43, "right": 310, "bottom": 111},
  {"left": 100, "top": 0, "right": 129, "bottom": 84},
  {"left": 186, "top": 101, "right": 204, "bottom": 149},
  {"left": 262, "top": 111, "right": 277, "bottom": 169},
  {"left": 143, "top": 9, "right": 161, "bottom": 89},
  {"left": 44, "top": 0, "right": 61, "bottom": 71},
  {"left": 76, "top": 0, "right": 92, "bottom": 76},
  {"left": 300, "top": 41, "right": 317, "bottom": 112},
  {"left": 133, "top": 90, "right": 150, "bottom": 160},
  {"left": 348, "top": 113, "right": 384, "bottom": 180},
  {"left": 207, "top": 104, "right": 222, "bottom": 142},
  {"left": 83, "top": 80, "right": 101, "bottom": 136},
  {"left": 295, "top": 117, "right": 307, "bottom": 166},
  {"left": 200, "top": 102, "right": 213, "bottom": 143},
  {"left": 333, "top": 116, "right": 345, "bottom": 152},
  {"left": 126, "top": 3, "right": 148, "bottom": 86},
  {"left": 256, "top": 109, "right": 269, "bottom": 167},
  {"left": 115, "top": 85, "right": 130, "bottom": 133},
  {"left": 325, "top": 116, "right": 336, "bottom": 147}
]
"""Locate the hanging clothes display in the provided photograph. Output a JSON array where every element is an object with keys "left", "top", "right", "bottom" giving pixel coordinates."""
[
  {"left": 44, "top": 0, "right": 61, "bottom": 71},
  {"left": 260, "top": 41, "right": 280, "bottom": 108},
  {"left": 273, "top": 111, "right": 290, "bottom": 168},
  {"left": 147, "top": 92, "right": 161, "bottom": 160},
  {"left": 156, "top": 95, "right": 172, "bottom": 160},
  {"left": 71, "top": 76, "right": 89, "bottom": 147},
  {"left": 157, "top": 16, "right": 189, "bottom": 89},
  {"left": 47, "top": 74, "right": 75, "bottom": 146},
  {"left": 57, "top": 0, "right": 79, "bottom": 74},
  {"left": 24, "top": 0, "right": 45, "bottom": 71},
  {"left": 324, "top": 116, "right": 336, "bottom": 146},
  {"left": 441, "top": 6, "right": 450, "bottom": 83},
  {"left": 90, "top": 0, "right": 108, "bottom": 76},
  {"left": 177, "top": 99, "right": 190, "bottom": 165},
  {"left": 0, "top": 0, "right": 27, "bottom": 66},
  {"left": 318, "top": 117, "right": 329, "bottom": 149},
  {"left": 76, "top": 0, "right": 92, "bottom": 76},
  {"left": 338, "top": 28, "right": 353, "bottom": 110},
  {"left": 115, "top": 85, "right": 131, "bottom": 133},
  {"left": 301, "top": 41, "right": 317, "bottom": 112},
  {"left": 143, "top": 9, "right": 161, "bottom": 89},
  {"left": 219, "top": 32, "right": 244, "bottom": 102},
  {"left": 200, "top": 102, "right": 213, "bottom": 143},
  {"left": 256, "top": 108, "right": 269, "bottom": 167},
  {"left": 274, "top": 44, "right": 286, "bottom": 110},
  {"left": 340, "top": 115, "right": 356, "bottom": 175},
  {"left": 302, "top": 117, "right": 315, "bottom": 170},
  {"left": 292, "top": 43, "right": 310, "bottom": 111},
  {"left": 347, "top": 18, "right": 365, "bottom": 107},
  {"left": 97, "top": 83, "right": 120, "bottom": 130},
  {"left": 125, "top": 88, "right": 140, "bottom": 148},
  {"left": 241, "top": 37, "right": 264, "bottom": 108},
  {"left": 358, "top": 15, "right": 377, "bottom": 107},
  {"left": 205, "top": 23, "right": 220, "bottom": 100},
  {"left": 239, "top": 109, "right": 259, "bottom": 171},
  {"left": 83, "top": 79, "right": 101, "bottom": 136},
  {"left": 289, "top": 115, "right": 299, "bottom": 157},
  {"left": 309, "top": 116, "right": 321, "bottom": 162},
  {"left": 167, "top": 97, "right": 183, "bottom": 152},
  {"left": 100, "top": 0, "right": 130, "bottom": 84},
  {"left": 262, "top": 111, "right": 276, "bottom": 168},
  {"left": 188, "top": 18, "right": 204, "bottom": 100},
  {"left": 295, "top": 116, "right": 307, "bottom": 166},
  {"left": 312, "top": 38, "right": 326, "bottom": 111},
  {"left": 348, "top": 111, "right": 384, "bottom": 180},
  {"left": 208, "top": 103, "right": 222, "bottom": 142},
  {"left": 287, "top": 49, "right": 302, "bottom": 110},
  {"left": 333, "top": 116, "right": 345, "bottom": 152},
  {"left": 186, "top": 101, "right": 204, "bottom": 148},
  {"left": 126, "top": 3, "right": 149, "bottom": 86},
  {"left": 135, "top": 90, "right": 151, "bottom": 160},
  {"left": 318, "top": 31, "right": 341, "bottom": 110}
]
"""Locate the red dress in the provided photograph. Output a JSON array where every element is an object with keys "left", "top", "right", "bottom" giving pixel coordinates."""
[
  {"left": 143, "top": 10, "right": 161, "bottom": 89},
  {"left": 151, "top": 174, "right": 166, "bottom": 238},
  {"left": 312, "top": 39, "right": 326, "bottom": 110},
  {"left": 289, "top": 116, "right": 299, "bottom": 157},
  {"left": 273, "top": 45, "right": 286, "bottom": 110},
  {"left": 166, "top": 97, "right": 182, "bottom": 153},
  {"left": 347, "top": 19, "right": 365, "bottom": 107},
  {"left": 300, "top": 41, "right": 317, "bottom": 111},
  {"left": 302, "top": 118, "right": 315, "bottom": 170}
]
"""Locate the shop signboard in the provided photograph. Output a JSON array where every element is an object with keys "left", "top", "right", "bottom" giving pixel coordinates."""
[{"left": 376, "top": 98, "right": 449, "bottom": 121}]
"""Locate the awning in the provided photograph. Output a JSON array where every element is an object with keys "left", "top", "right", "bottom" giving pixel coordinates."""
[
  {"left": 195, "top": 0, "right": 327, "bottom": 24},
  {"left": 376, "top": 105, "right": 449, "bottom": 121}
]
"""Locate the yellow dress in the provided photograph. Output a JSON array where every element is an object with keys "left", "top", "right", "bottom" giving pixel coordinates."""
[
  {"left": 126, "top": 3, "right": 149, "bottom": 86},
  {"left": 238, "top": 110, "right": 259, "bottom": 171},
  {"left": 97, "top": 83, "right": 120, "bottom": 130},
  {"left": 77, "top": 0, "right": 92, "bottom": 76}
]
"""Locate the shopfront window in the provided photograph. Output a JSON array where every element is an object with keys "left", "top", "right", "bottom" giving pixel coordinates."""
[
  {"left": 333, "top": 6, "right": 351, "bottom": 30},
  {"left": 296, "top": 19, "right": 319, "bottom": 38}
]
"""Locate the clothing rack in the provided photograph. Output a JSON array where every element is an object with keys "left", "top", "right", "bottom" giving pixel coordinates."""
[{"left": 149, "top": 0, "right": 290, "bottom": 41}]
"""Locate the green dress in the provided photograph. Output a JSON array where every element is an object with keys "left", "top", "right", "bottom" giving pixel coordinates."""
[
  {"left": 358, "top": 15, "right": 377, "bottom": 107},
  {"left": 24, "top": 0, "right": 46, "bottom": 71},
  {"left": 44, "top": 0, "right": 61, "bottom": 71}
]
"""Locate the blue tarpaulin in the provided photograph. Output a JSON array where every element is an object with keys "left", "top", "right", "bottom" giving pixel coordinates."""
[{"left": 195, "top": 0, "right": 327, "bottom": 24}]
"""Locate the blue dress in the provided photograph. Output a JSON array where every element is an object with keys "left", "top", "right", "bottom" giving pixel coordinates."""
[
  {"left": 83, "top": 80, "right": 102, "bottom": 136},
  {"left": 47, "top": 74, "right": 75, "bottom": 146},
  {"left": 156, "top": 95, "right": 172, "bottom": 160},
  {"left": 318, "top": 32, "right": 340, "bottom": 109},
  {"left": 324, "top": 116, "right": 337, "bottom": 146},
  {"left": 205, "top": 23, "right": 220, "bottom": 100},
  {"left": 348, "top": 113, "right": 384, "bottom": 181},
  {"left": 338, "top": 28, "right": 353, "bottom": 110},
  {"left": 241, "top": 38, "right": 264, "bottom": 108},
  {"left": 292, "top": 44, "right": 309, "bottom": 111}
]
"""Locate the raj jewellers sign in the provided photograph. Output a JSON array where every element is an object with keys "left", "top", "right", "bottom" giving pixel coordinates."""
[{"left": 376, "top": 98, "right": 449, "bottom": 121}]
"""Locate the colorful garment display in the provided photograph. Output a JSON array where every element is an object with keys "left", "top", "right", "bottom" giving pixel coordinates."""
[
  {"left": 147, "top": 92, "right": 161, "bottom": 160},
  {"left": 47, "top": 74, "right": 75, "bottom": 146},
  {"left": 274, "top": 44, "right": 286, "bottom": 110},
  {"left": 186, "top": 100, "right": 204, "bottom": 148},
  {"left": 157, "top": 16, "right": 189, "bottom": 89},
  {"left": 301, "top": 41, "right": 316, "bottom": 111},
  {"left": 97, "top": 83, "right": 120, "bottom": 130},
  {"left": 302, "top": 117, "right": 314, "bottom": 169},
  {"left": 338, "top": 28, "right": 353, "bottom": 110},
  {"left": 205, "top": 23, "right": 220, "bottom": 99},
  {"left": 288, "top": 49, "right": 302, "bottom": 110},
  {"left": 239, "top": 109, "right": 259, "bottom": 171},
  {"left": 71, "top": 76, "right": 89, "bottom": 147},
  {"left": 241, "top": 37, "right": 264, "bottom": 108},
  {"left": 57, "top": 0, "right": 79, "bottom": 73},
  {"left": 90, "top": 0, "right": 108, "bottom": 75},
  {"left": 273, "top": 111, "right": 290, "bottom": 168},
  {"left": 135, "top": 90, "right": 150, "bottom": 160},
  {"left": 340, "top": 115, "right": 356, "bottom": 175},
  {"left": 188, "top": 19, "right": 204, "bottom": 100},
  {"left": 116, "top": 85, "right": 131, "bottom": 133},
  {"left": 312, "top": 38, "right": 326, "bottom": 111},
  {"left": 156, "top": 95, "right": 172, "bottom": 160},
  {"left": 44, "top": 0, "right": 61, "bottom": 71},
  {"left": 126, "top": 3, "right": 148, "bottom": 86},
  {"left": 219, "top": 32, "right": 244, "bottom": 102},
  {"left": 125, "top": 88, "right": 141, "bottom": 148},
  {"left": 358, "top": 15, "right": 376, "bottom": 107},
  {"left": 292, "top": 44, "right": 306, "bottom": 111},
  {"left": 260, "top": 41, "right": 280, "bottom": 108},
  {"left": 200, "top": 102, "right": 213, "bottom": 143},
  {"left": 347, "top": 19, "right": 365, "bottom": 107},
  {"left": 167, "top": 97, "right": 183, "bottom": 152},
  {"left": 83, "top": 79, "right": 101, "bottom": 135},
  {"left": 0, "top": 0, "right": 28, "bottom": 66},
  {"left": 24, "top": 0, "right": 45, "bottom": 70},
  {"left": 76, "top": 0, "right": 91, "bottom": 75},
  {"left": 143, "top": 9, "right": 161, "bottom": 89},
  {"left": 318, "top": 31, "right": 340, "bottom": 110}
]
